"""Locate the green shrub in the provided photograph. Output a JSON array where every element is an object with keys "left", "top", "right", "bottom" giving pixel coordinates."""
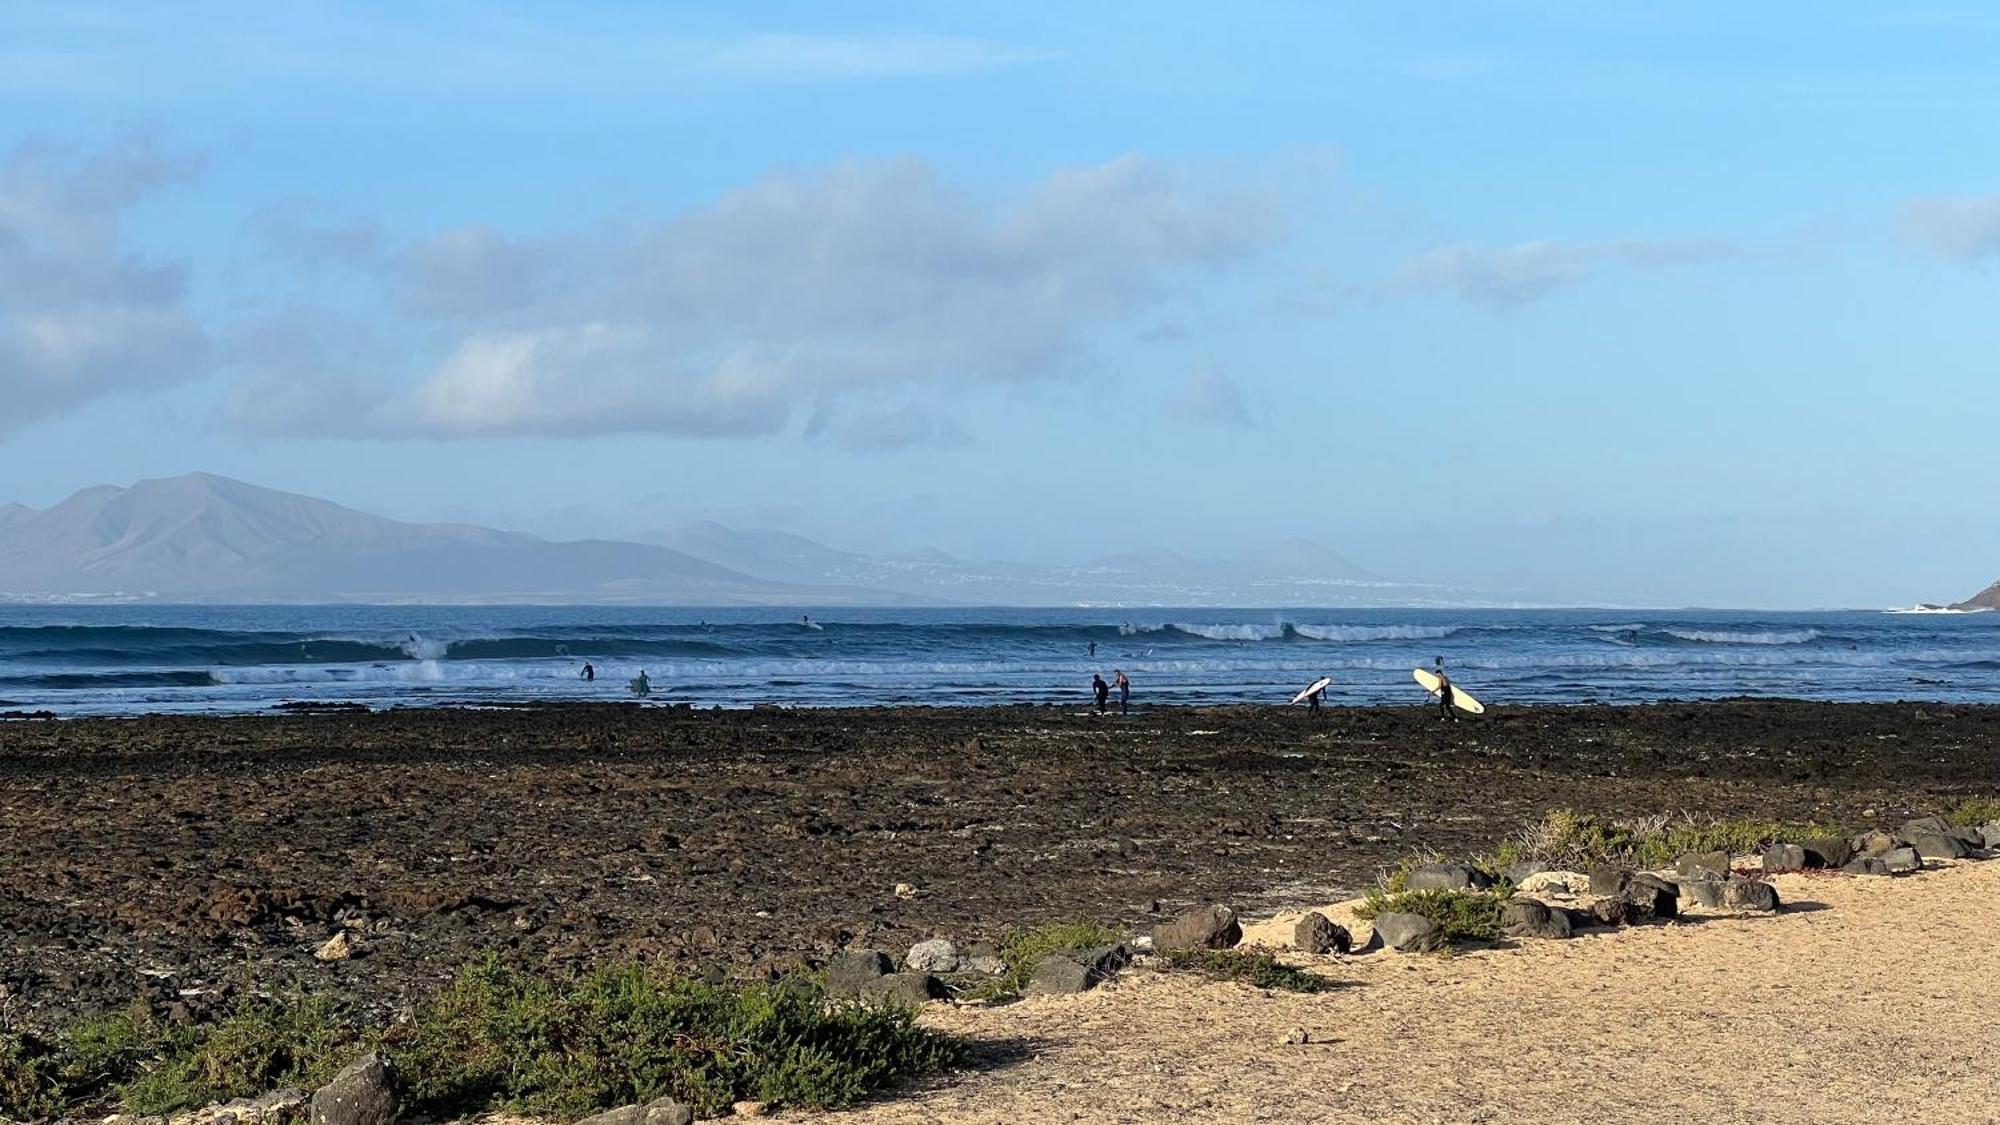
[
  {"left": 1353, "top": 888, "right": 1504, "bottom": 943},
  {"left": 1160, "top": 950, "right": 1338, "bottom": 993},
  {"left": 122, "top": 994, "right": 372, "bottom": 1116},
  {"left": 970, "top": 921, "right": 1124, "bottom": 1001},
  {"left": 1947, "top": 798, "right": 2000, "bottom": 828},
  {"left": 1492, "top": 808, "right": 1847, "bottom": 871},
  {"left": 397, "top": 957, "right": 964, "bottom": 1119}
]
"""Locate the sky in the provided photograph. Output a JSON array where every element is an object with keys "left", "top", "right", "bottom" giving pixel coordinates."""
[{"left": 3, "top": 2, "right": 2000, "bottom": 607}]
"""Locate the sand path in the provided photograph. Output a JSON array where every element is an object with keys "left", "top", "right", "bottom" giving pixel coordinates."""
[{"left": 827, "top": 861, "right": 2000, "bottom": 1124}]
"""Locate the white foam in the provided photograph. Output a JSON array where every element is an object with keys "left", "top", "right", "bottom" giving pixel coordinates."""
[
  {"left": 1663, "top": 628, "right": 1820, "bottom": 645},
  {"left": 1292, "top": 624, "right": 1459, "bottom": 642}
]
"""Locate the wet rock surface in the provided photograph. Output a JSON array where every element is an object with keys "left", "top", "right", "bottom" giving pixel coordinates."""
[{"left": 2, "top": 701, "right": 1998, "bottom": 1028}]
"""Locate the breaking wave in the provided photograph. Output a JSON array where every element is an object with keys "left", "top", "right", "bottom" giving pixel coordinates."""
[{"left": 1663, "top": 629, "right": 1820, "bottom": 646}]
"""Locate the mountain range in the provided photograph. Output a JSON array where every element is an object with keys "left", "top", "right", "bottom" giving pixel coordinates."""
[{"left": 0, "top": 473, "right": 1447, "bottom": 606}]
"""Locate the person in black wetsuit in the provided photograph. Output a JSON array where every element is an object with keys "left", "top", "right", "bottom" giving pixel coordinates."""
[
  {"left": 1433, "top": 656, "right": 1458, "bottom": 722},
  {"left": 1092, "top": 673, "right": 1110, "bottom": 713},
  {"left": 581, "top": 662, "right": 595, "bottom": 682}
]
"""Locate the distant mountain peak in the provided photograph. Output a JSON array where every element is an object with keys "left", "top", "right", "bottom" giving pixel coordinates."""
[{"left": 1954, "top": 579, "right": 2000, "bottom": 611}]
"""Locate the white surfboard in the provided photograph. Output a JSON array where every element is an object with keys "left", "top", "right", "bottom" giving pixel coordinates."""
[
  {"left": 1291, "top": 677, "right": 1333, "bottom": 705},
  {"left": 1413, "top": 668, "right": 1484, "bottom": 714}
]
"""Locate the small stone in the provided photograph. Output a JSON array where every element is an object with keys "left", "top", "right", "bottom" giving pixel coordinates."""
[
  {"left": 575, "top": 1097, "right": 695, "bottom": 1125},
  {"left": 893, "top": 882, "right": 919, "bottom": 899},
  {"left": 731, "top": 1100, "right": 768, "bottom": 1118},
  {"left": 824, "top": 949, "right": 894, "bottom": 997},
  {"left": 1151, "top": 904, "right": 1241, "bottom": 952},
  {"left": 1843, "top": 855, "right": 1893, "bottom": 876},
  {"left": 314, "top": 932, "right": 355, "bottom": 962},
  {"left": 1725, "top": 877, "right": 1780, "bottom": 911},
  {"left": 1589, "top": 896, "right": 1629, "bottom": 927},
  {"left": 905, "top": 938, "right": 962, "bottom": 973},
  {"left": 1281, "top": 1026, "right": 1311, "bottom": 1045},
  {"left": 1025, "top": 955, "right": 1095, "bottom": 997},
  {"left": 1674, "top": 851, "right": 1731, "bottom": 879},
  {"left": 309, "top": 1054, "right": 397, "bottom": 1125},
  {"left": 1881, "top": 846, "right": 1923, "bottom": 873},
  {"left": 1404, "top": 863, "right": 1494, "bottom": 892},
  {"left": 1587, "top": 866, "right": 1630, "bottom": 896},
  {"left": 1294, "top": 911, "right": 1352, "bottom": 955},
  {"left": 1499, "top": 897, "right": 1572, "bottom": 939},
  {"left": 1372, "top": 911, "right": 1445, "bottom": 952},
  {"left": 1854, "top": 829, "right": 1899, "bottom": 857},
  {"left": 964, "top": 953, "right": 1006, "bottom": 975}
]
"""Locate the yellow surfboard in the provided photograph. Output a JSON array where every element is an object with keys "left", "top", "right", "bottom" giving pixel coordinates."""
[{"left": 1413, "top": 668, "right": 1485, "bottom": 714}]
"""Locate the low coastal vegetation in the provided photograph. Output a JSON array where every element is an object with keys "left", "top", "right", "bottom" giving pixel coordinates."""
[
  {"left": 1353, "top": 888, "right": 1505, "bottom": 943},
  {"left": 1159, "top": 949, "right": 1340, "bottom": 993},
  {"left": 971, "top": 920, "right": 1125, "bottom": 1001},
  {"left": 1486, "top": 808, "right": 1851, "bottom": 872},
  {"left": 0, "top": 958, "right": 963, "bottom": 1122}
]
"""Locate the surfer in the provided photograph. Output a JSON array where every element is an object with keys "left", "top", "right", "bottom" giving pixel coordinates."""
[
  {"left": 581, "top": 662, "right": 595, "bottom": 682},
  {"left": 1305, "top": 679, "right": 1327, "bottom": 716},
  {"left": 1092, "top": 673, "right": 1110, "bottom": 713},
  {"left": 1088, "top": 641, "right": 1097, "bottom": 659},
  {"left": 1113, "top": 668, "right": 1130, "bottom": 714},
  {"left": 1432, "top": 657, "right": 1458, "bottom": 722},
  {"left": 631, "top": 670, "right": 651, "bottom": 697}
]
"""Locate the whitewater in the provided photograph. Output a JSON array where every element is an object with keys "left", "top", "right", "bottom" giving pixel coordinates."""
[{"left": 1, "top": 605, "right": 1998, "bottom": 715}]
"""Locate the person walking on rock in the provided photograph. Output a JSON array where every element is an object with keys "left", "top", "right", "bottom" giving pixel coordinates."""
[
  {"left": 1113, "top": 668, "right": 1131, "bottom": 714},
  {"left": 1432, "top": 656, "right": 1459, "bottom": 722},
  {"left": 1092, "top": 673, "right": 1110, "bottom": 713}
]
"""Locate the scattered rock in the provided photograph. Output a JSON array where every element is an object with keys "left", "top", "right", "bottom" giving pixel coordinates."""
[
  {"left": 1980, "top": 821, "right": 2000, "bottom": 850},
  {"left": 858, "top": 971, "right": 946, "bottom": 1007},
  {"left": 1151, "top": 904, "right": 1241, "bottom": 952},
  {"left": 1587, "top": 866, "right": 1630, "bottom": 896},
  {"left": 1516, "top": 870, "right": 1588, "bottom": 897},
  {"left": 1843, "top": 855, "right": 1893, "bottom": 876},
  {"left": 1025, "top": 955, "right": 1095, "bottom": 997},
  {"left": 1802, "top": 837, "right": 1854, "bottom": 869},
  {"left": 1588, "top": 896, "right": 1629, "bottom": 927},
  {"left": 1906, "top": 831, "right": 1970, "bottom": 861},
  {"left": 1501, "top": 860, "right": 1549, "bottom": 885},
  {"left": 905, "top": 938, "right": 962, "bottom": 973},
  {"left": 1280, "top": 1026, "right": 1312, "bottom": 1045},
  {"left": 1900, "top": 815, "right": 1953, "bottom": 839},
  {"left": 1674, "top": 851, "right": 1731, "bottom": 879},
  {"left": 1881, "top": 846, "right": 1924, "bottom": 873},
  {"left": 1499, "top": 897, "right": 1573, "bottom": 939},
  {"left": 309, "top": 1054, "right": 397, "bottom": 1125},
  {"left": 1293, "top": 911, "right": 1351, "bottom": 955},
  {"left": 1674, "top": 876, "right": 1727, "bottom": 908},
  {"left": 1404, "top": 863, "right": 1494, "bottom": 892},
  {"left": 314, "top": 932, "right": 356, "bottom": 963},
  {"left": 1854, "top": 828, "right": 1899, "bottom": 857},
  {"left": 1725, "top": 877, "right": 1780, "bottom": 912},
  {"left": 892, "top": 882, "right": 919, "bottom": 900},
  {"left": 1621, "top": 878, "right": 1679, "bottom": 922},
  {"left": 1372, "top": 911, "right": 1445, "bottom": 952},
  {"left": 181, "top": 1088, "right": 307, "bottom": 1125},
  {"left": 824, "top": 949, "right": 893, "bottom": 997},
  {"left": 575, "top": 1096, "right": 695, "bottom": 1125},
  {"left": 732, "top": 1101, "right": 768, "bottom": 1118},
  {"left": 1761, "top": 843, "right": 1806, "bottom": 872}
]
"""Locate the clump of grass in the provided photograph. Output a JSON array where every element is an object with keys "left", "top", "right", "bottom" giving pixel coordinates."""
[
  {"left": 1489, "top": 808, "right": 1849, "bottom": 872},
  {"left": 965, "top": 921, "right": 1124, "bottom": 1002},
  {"left": 1160, "top": 950, "right": 1338, "bottom": 993},
  {"left": 0, "top": 959, "right": 965, "bottom": 1122},
  {"left": 1353, "top": 888, "right": 1505, "bottom": 943},
  {"left": 1946, "top": 798, "right": 2000, "bottom": 828}
]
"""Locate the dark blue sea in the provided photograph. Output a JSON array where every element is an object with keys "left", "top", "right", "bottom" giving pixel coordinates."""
[{"left": 0, "top": 605, "right": 1995, "bottom": 715}]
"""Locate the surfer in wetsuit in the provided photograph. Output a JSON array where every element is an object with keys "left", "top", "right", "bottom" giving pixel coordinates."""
[
  {"left": 1113, "top": 669, "right": 1130, "bottom": 714},
  {"left": 581, "top": 662, "right": 595, "bottom": 682},
  {"left": 632, "top": 669, "right": 651, "bottom": 697},
  {"left": 1092, "top": 673, "right": 1110, "bottom": 713},
  {"left": 1088, "top": 641, "right": 1097, "bottom": 659},
  {"left": 1433, "top": 657, "right": 1458, "bottom": 722},
  {"left": 1306, "top": 679, "right": 1327, "bottom": 717}
]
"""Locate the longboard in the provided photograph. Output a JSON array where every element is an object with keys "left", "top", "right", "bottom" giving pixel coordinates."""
[
  {"left": 1413, "top": 668, "right": 1485, "bottom": 714},
  {"left": 1291, "top": 676, "right": 1333, "bottom": 705}
]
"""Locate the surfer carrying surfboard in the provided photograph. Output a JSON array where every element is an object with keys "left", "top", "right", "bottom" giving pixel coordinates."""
[{"left": 1431, "top": 657, "right": 1458, "bottom": 722}]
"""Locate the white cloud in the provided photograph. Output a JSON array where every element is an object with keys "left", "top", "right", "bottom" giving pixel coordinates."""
[
  {"left": 1390, "top": 237, "right": 1737, "bottom": 310},
  {"left": 1901, "top": 194, "right": 2000, "bottom": 262},
  {"left": 1161, "top": 366, "right": 1253, "bottom": 428},
  {"left": 229, "top": 155, "right": 1276, "bottom": 440},
  {"left": 0, "top": 133, "right": 208, "bottom": 433}
]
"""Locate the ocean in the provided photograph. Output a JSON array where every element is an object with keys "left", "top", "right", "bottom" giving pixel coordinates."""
[{"left": 1, "top": 604, "right": 1996, "bottom": 715}]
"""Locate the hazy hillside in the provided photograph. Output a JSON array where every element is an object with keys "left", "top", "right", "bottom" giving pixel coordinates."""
[
  {"left": 1954, "top": 581, "right": 2000, "bottom": 611},
  {"left": 0, "top": 474, "right": 899, "bottom": 605}
]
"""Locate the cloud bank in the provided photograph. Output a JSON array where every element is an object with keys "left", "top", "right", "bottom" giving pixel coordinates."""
[
  {"left": 1901, "top": 194, "right": 2000, "bottom": 262},
  {"left": 1390, "top": 237, "right": 1738, "bottom": 310}
]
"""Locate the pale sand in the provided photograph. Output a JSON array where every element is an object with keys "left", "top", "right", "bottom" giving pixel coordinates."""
[{"left": 826, "top": 861, "right": 2000, "bottom": 1125}]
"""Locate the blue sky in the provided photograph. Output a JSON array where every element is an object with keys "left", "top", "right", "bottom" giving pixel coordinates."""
[{"left": 3, "top": 2, "right": 1999, "bottom": 606}]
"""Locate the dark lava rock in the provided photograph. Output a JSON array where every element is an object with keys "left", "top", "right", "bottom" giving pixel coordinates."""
[
  {"left": 1405, "top": 863, "right": 1494, "bottom": 892},
  {"left": 1674, "top": 851, "right": 1731, "bottom": 879},
  {"left": 1587, "top": 867, "right": 1630, "bottom": 896},
  {"left": 1622, "top": 879, "right": 1679, "bottom": 922},
  {"left": 1026, "top": 955, "right": 1095, "bottom": 997},
  {"left": 1589, "top": 896, "right": 1629, "bottom": 927},
  {"left": 1373, "top": 911, "right": 1445, "bottom": 952},
  {"left": 1980, "top": 821, "right": 2000, "bottom": 850},
  {"left": 858, "top": 971, "right": 946, "bottom": 1007},
  {"left": 1501, "top": 860, "right": 1550, "bottom": 885},
  {"left": 1294, "top": 911, "right": 1351, "bottom": 955},
  {"left": 1905, "top": 831, "right": 1970, "bottom": 861},
  {"left": 1900, "top": 815, "right": 1953, "bottom": 839},
  {"left": 1151, "top": 904, "right": 1241, "bottom": 952},
  {"left": 1499, "top": 897, "right": 1572, "bottom": 939},
  {"left": 1725, "top": 878, "right": 1780, "bottom": 911},
  {"left": 309, "top": 1053, "right": 397, "bottom": 1125},
  {"left": 1762, "top": 843, "right": 1807, "bottom": 872},
  {"left": 1802, "top": 837, "right": 1854, "bottom": 869},
  {"left": 1675, "top": 876, "right": 1726, "bottom": 908},
  {"left": 1844, "top": 856, "right": 1893, "bottom": 876},
  {"left": 1882, "top": 846, "right": 1924, "bottom": 873},
  {"left": 575, "top": 1097, "right": 695, "bottom": 1125},
  {"left": 824, "top": 949, "right": 893, "bottom": 997}
]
